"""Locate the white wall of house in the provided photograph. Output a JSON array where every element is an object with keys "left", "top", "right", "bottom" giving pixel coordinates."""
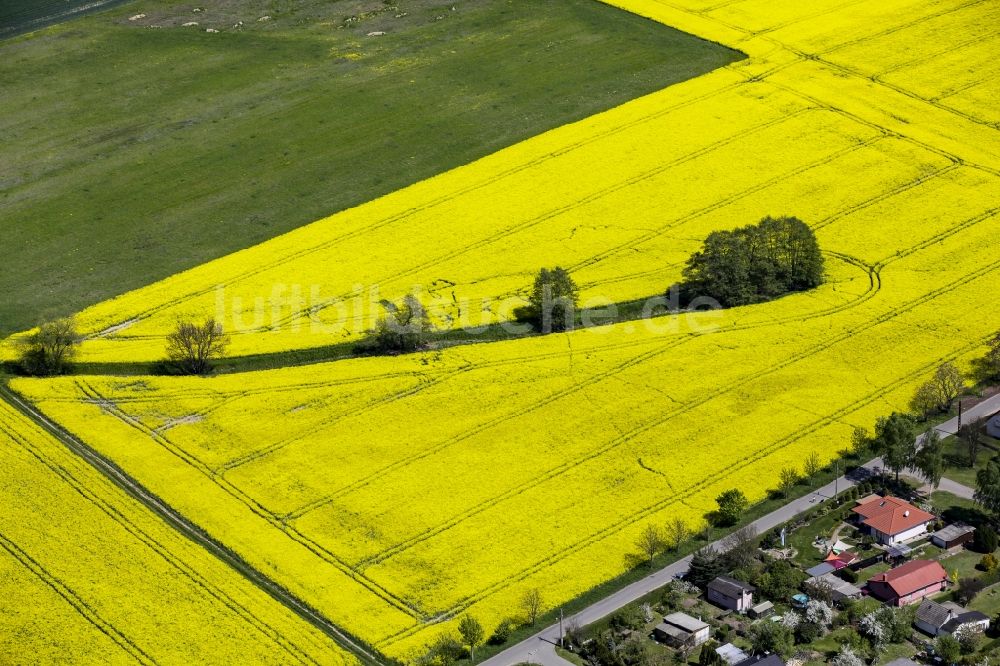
[{"left": 877, "top": 523, "right": 928, "bottom": 545}]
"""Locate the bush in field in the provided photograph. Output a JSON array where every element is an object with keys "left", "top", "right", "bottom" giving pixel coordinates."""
[
  {"left": 488, "top": 618, "right": 515, "bottom": 645},
  {"left": 165, "top": 317, "right": 230, "bottom": 375},
  {"left": 515, "top": 267, "right": 579, "bottom": 333},
  {"left": 18, "top": 318, "right": 81, "bottom": 376},
  {"left": 356, "top": 294, "right": 435, "bottom": 355}
]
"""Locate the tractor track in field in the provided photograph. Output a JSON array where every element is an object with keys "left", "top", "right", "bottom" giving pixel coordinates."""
[
  {"left": 0, "top": 411, "right": 325, "bottom": 666},
  {"left": 351, "top": 252, "right": 997, "bottom": 585},
  {"left": 0, "top": 386, "right": 387, "bottom": 666},
  {"left": 0, "top": 530, "right": 157, "bottom": 665},
  {"left": 69, "top": 379, "right": 426, "bottom": 621}
]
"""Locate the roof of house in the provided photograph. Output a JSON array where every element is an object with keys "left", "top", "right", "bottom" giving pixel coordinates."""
[
  {"left": 868, "top": 559, "right": 947, "bottom": 597},
  {"left": 916, "top": 599, "right": 953, "bottom": 628},
  {"left": 884, "top": 659, "right": 919, "bottom": 666},
  {"left": 716, "top": 643, "right": 749, "bottom": 665},
  {"left": 736, "top": 655, "right": 785, "bottom": 666},
  {"left": 808, "top": 572, "right": 862, "bottom": 598},
  {"left": 654, "top": 622, "right": 688, "bottom": 641},
  {"left": 942, "top": 611, "right": 992, "bottom": 634},
  {"left": 663, "top": 612, "right": 709, "bottom": 633},
  {"left": 709, "top": 575, "right": 755, "bottom": 597},
  {"left": 932, "top": 523, "right": 976, "bottom": 542},
  {"left": 824, "top": 550, "right": 857, "bottom": 568},
  {"left": 805, "top": 562, "right": 836, "bottom": 578},
  {"left": 752, "top": 600, "right": 774, "bottom": 612},
  {"left": 853, "top": 495, "right": 935, "bottom": 536}
]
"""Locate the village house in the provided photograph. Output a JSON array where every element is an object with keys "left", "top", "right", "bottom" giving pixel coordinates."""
[
  {"left": 914, "top": 598, "right": 992, "bottom": 637},
  {"left": 867, "top": 559, "right": 948, "bottom": 606},
  {"left": 806, "top": 572, "right": 863, "bottom": 604},
  {"left": 707, "top": 575, "right": 754, "bottom": 613},
  {"left": 653, "top": 612, "right": 710, "bottom": 648},
  {"left": 715, "top": 642, "right": 749, "bottom": 665},
  {"left": 852, "top": 495, "right": 935, "bottom": 545}
]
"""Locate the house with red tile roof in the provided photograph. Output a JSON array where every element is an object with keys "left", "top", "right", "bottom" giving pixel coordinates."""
[
  {"left": 852, "top": 495, "right": 935, "bottom": 545},
  {"left": 867, "top": 559, "right": 947, "bottom": 606}
]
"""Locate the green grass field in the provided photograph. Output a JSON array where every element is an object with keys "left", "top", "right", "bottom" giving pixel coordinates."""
[{"left": 0, "top": 0, "right": 742, "bottom": 337}]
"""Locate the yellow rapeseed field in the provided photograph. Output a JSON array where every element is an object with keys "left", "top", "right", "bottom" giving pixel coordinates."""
[
  {"left": 0, "top": 398, "right": 358, "bottom": 665},
  {"left": 6, "top": 0, "right": 1000, "bottom": 658}
]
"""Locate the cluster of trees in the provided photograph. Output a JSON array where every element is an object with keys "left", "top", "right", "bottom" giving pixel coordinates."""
[
  {"left": 910, "top": 361, "right": 966, "bottom": 419},
  {"left": 851, "top": 412, "right": 949, "bottom": 488},
  {"left": 678, "top": 216, "right": 825, "bottom": 308}
]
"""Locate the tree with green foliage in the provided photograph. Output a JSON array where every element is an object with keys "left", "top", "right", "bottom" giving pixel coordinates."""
[
  {"left": 757, "top": 559, "right": 802, "bottom": 601},
  {"left": 664, "top": 516, "right": 691, "bottom": 552},
  {"left": 974, "top": 524, "right": 998, "bottom": 553},
  {"left": 986, "top": 329, "right": 1000, "bottom": 379},
  {"left": 165, "top": 317, "right": 230, "bottom": 375},
  {"left": 687, "top": 546, "right": 725, "bottom": 590},
  {"left": 419, "top": 634, "right": 465, "bottom": 666},
  {"left": 915, "top": 427, "right": 946, "bottom": 490},
  {"left": 520, "top": 588, "right": 543, "bottom": 626},
  {"left": 18, "top": 317, "right": 81, "bottom": 376},
  {"left": 872, "top": 413, "right": 917, "bottom": 482},
  {"left": 518, "top": 267, "right": 579, "bottom": 333},
  {"left": 936, "top": 633, "right": 961, "bottom": 663},
  {"left": 722, "top": 524, "right": 758, "bottom": 571},
  {"left": 609, "top": 605, "right": 645, "bottom": 632},
  {"left": 910, "top": 381, "right": 939, "bottom": 420},
  {"left": 679, "top": 215, "right": 824, "bottom": 307},
  {"left": 747, "top": 621, "right": 794, "bottom": 657},
  {"left": 931, "top": 361, "right": 965, "bottom": 412},
  {"left": 778, "top": 467, "right": 799, "bottom": 497},
  {"left": 850, "top": 425, "right": 871, "bottom": 457},
  {"left": 956, "top": 625, "right": 984, "bottom": 655},
  {"left": 978, "top": 553, "right": 998, "bottom": 573},
  {"left": 637, "top": 524, "right": 664, "bottom": 567},
  {"left": 356, "top": 294, "right": 435, "bottom": 355},
  {"left": 714, "top": 488, "right": 749, "bottom": 526},
  {"left": 803, "top": 451, "right": 822, "bottom": 478},
  {"left": 458, "top": 615, "right": 484, "bottom": 661},
  {"left": 960, "top": 416, "right": 987, "bottom": 467},
  {"left": 488, "top": 618, "right": 515, "bottom": 646},
  {"left": 975, "top": 459, "right": 1000, "bottom": 521},
  {"left": 698, "top": 641, "right": 725, "bottom": 666}
]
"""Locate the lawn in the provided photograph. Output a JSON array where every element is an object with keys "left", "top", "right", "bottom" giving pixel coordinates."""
[
  {"left": 941, "top": 433, "right": 1000, "bottom": 489},
  {"left": 0, "top": 0, "right": 741, "bottom": 336},
  {"left": 788, "top": 504, "right": 855, "bottom": 568}
]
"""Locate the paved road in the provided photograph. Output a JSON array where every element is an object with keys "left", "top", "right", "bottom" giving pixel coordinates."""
[{"left": 481, "top": 393, "right": 1000, "bottom": 666}]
